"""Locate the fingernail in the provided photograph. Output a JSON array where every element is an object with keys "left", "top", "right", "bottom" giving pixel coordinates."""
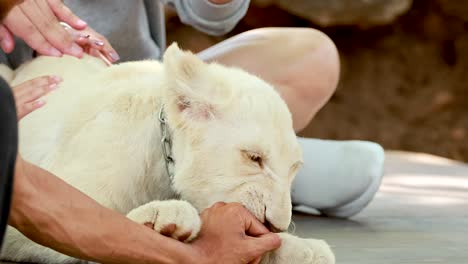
[
  {"left": 94, "top": 40, "right": 104, "bottom": 46},
  {"left": 109, "top": 52, "right": 120, "bottom": 62},
  {"left": 67, "top": 43, "right": 83, "bottom": 57},
  {"left": 48, "top": 83, "right": 59, "bottom": 90},
  {"left": 76, "top": 19, "right": 87, "bottom": 27},
  {"left": 51, "top": 75, "right": 62, "bottom": 82},
  {"left": 34, "top": 100, "right": 45, "bottom": 107},
  {"left": 48, "top": 47, "right": 62, "bottom": 57}
]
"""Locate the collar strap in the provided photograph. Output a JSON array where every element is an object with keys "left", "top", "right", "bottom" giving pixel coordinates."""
[{"left": 158, "top": 106, "right": 175, "bottom": 180}]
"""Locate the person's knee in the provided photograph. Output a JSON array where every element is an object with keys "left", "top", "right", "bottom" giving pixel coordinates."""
[
  {"left": 206, "top": 27, "right": 340, "bottom": 131},
  {"left": 289, "top": 28, "right": 339, "bottom": 108},
  {"left": 272, "top": 28, "right": 340, "bottom": 131}
]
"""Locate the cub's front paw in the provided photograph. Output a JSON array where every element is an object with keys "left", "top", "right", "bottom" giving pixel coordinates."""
[
  {"left": 127, "top": 200, "right": 201, "bottom": 242},
  {"left": 261, "top": 233, "right": 335, "bottom": 264}
]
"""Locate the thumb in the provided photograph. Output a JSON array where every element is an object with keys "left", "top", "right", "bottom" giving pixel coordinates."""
[
  {"left": 0, "top": 24, "right": 14, "bottom": 53},
  {"left": 246, "top": 233, "right": 281, "bottom": 260},
  {"left": 248, "top": 257, "right": 262, "bottom": 264}
]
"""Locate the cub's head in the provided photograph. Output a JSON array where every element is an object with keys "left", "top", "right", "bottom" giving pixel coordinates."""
[{"left": 162, "top": 44, "right": 302, "bottom": 231}]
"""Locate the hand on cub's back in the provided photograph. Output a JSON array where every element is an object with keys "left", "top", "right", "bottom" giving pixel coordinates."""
[
  {"left": 13, "top": 75, "right": 62, "bottom": 120},
  {"left": 190, "top": 202, "right": 281, "bottom": 264},
  {"left": 0, "top": 0, "right": 119, "bottom": 64}
]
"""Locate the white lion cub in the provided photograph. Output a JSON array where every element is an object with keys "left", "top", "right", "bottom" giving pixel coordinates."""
[{"left": 0, "top": 44, "right": 335, "bottom": 264}]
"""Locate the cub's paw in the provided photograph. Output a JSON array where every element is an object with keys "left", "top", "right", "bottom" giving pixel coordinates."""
[
  {"left": 261, "top": 233, "right": 335, "bottom": 264},
  {"left": 127, "top": 200, "right": 201, "bottom": 242}
]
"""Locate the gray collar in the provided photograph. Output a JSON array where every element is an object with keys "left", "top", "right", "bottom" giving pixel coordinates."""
[{"left": 158, "top": 106, "right": 175, "bottom": 180}]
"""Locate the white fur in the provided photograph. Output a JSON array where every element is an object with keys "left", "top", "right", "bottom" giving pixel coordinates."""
[
  {"left": 0, "top": 64, "right": 13, "bottom": 83},
  {"left": 261, "top": 233, "right": 336, "bottom": 264},
  {"left": 0, "top": 44, "right": 334, "bottom": 264},
  {"left": 127, "top": 200, "right": 201, "bottom": 242}
]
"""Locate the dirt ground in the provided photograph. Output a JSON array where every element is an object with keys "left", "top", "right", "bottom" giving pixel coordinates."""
[{"left": 166, "top": 0, "right": 468, "bottom": 162}]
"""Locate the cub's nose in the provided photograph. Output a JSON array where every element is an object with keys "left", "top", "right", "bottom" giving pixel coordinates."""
[{"left": 264, "top": 219, "right": 284, "bottom": 233}]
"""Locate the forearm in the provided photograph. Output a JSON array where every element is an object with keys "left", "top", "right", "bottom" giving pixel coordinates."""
[{"left": 9, "top": 158, "right": 196, "bottom": 264}]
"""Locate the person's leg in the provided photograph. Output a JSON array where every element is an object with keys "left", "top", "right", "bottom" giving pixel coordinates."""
[
  {"left": 0, "top": 77, "right": 18, "bottom": 247},
  {"left": 198, "top": 27, "right": 338, "bottom": 131},
  {"left": 198, "top": 27, "right": 384, "bottom": 217}
]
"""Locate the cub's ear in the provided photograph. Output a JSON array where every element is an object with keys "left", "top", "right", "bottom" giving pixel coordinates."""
[
  {"left": 162, "top": 43, "right": 220, "bottom": 128},
  {"left": 163, "top": 43, "right": 205, "bottom": 83}
]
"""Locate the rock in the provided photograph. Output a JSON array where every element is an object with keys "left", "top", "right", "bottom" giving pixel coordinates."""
[
  {"left": 437, "top": 0, "right": 468, "bottom": 22},
  {"left": 252, "top": 0, "right": 274, "bottom": 8},
  {"left": 431, "top": 91, "right": 454, "bottom": 112},
  {"left": 253, "top": 0, "right": 413, "bottom": 27}
]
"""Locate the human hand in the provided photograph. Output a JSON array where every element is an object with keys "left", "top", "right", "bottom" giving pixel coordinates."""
[
  {"left": 1, "top": 0, "right": 118, "bottom": 63},
  {"left": 188, "top": 202, "right": 281, "bottom": 264},
  {"left": 61, "top": 23, "right": 119, "bottom": 65},
  {"left": 13, "top": 75, "right": 61, "bottom": 120}
]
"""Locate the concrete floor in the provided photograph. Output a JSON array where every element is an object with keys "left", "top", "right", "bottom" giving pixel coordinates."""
[
  {"left": 2, "top": 151, "right": 467, "bottom": 264},
  {"left": 293, "top": 151, "right": 468, "bottom": 264}
]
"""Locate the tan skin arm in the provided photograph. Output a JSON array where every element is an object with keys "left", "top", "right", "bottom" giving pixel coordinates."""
[
  {"left": 9, "top": 156, "right": 195, "bottom": 264},
  {"left": 9, "top": 157, "right": 280, "bottom": 264}
]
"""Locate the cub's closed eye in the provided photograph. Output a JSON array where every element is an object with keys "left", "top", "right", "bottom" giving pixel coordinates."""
[
  {"left": 241, "top": 150, "right": 264, "bottom": 168},
  {"left": 249, "top": 154, "right": 263, "bottom": 166}
]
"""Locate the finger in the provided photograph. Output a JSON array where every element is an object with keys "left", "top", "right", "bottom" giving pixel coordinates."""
[
  {"left": 96, "top": 51, "right": 112, "bottom": 66},
  {"left": 211, "top": 201, "right": 226, "bottom": 209},
  {"left": 22, "top": 0, "right": 82, "bottom": 57},
  {"left": 94, "top": 33, "right": 119, "bottom": 63},
  {"left": 84, "top": 47, "right": 111, "bottom": 66},
  {"left": 63, "top": 27, "right": 95, "bottom": 52},
  {"left": 67, "top": 31, "right": 101, "bottom": 50},
  {"left": 3, "top": 7, "right": 62, "bottom": 56},
  {"left": 17, "top": 100, "right": 45, "bottom": 120},
  {"left": 47, "top": 0, "right": 87, "bottom": 29},
  {"left": 82, "top": 28, "right": 119, "bottom": 63},
  {"left": 244, "top": 217, "right": 270, "bottom": 237},
  {"left": 73, "top": 33, "right": 92, "bottom": 45},
  {"left": 248, "top": 257, "right": 262, "bottom": 264},
  {"left": 246, "top": 233, "right": 281, "bottom": 260},
  {"left": 65, "top": 28, "right": 117, "bottom": 64},
  {"left": 0, "top": 24, "right": 15, "bottom": 53},
  {"left": 199, "top": 201, "right": 227, "bottom": 220},
  {"left": 14, "top": 75, "right": 61, "bottom": 93},
  {"left": 236, "top": 205, "right": 270, "bottom": 237},
  {"left": 87, "top": 38, "right": 106, "bottom": 50},
  {"left": 160, "top": 224, "right": 177, "bottom": 237},
  {"left": 16, "top": 81, "right": 58, "bottom": 103},
  {"left": 199, "top": 207, "right": 211, "bottom": 220},
  {"left": 14, "top": 76, "right": 61, "bottom": 101}
]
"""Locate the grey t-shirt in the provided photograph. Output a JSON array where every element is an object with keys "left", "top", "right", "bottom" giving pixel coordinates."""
[{"left": 0, "top": 0, "right": 249, "bottom": 68}]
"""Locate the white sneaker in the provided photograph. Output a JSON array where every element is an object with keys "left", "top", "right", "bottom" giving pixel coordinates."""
[{"left": 291, "top": 139, "right": 385, "bottom": 218}]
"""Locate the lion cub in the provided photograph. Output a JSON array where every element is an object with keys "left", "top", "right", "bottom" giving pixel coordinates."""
[{"left": 0, "top": 44, "right": 334, "bottom": 264}]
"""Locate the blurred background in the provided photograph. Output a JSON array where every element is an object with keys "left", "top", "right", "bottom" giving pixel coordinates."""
[{"left": 166, "top": 0, "right": 468, "bottom": 162}]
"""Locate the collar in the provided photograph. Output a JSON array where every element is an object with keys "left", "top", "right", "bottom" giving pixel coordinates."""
[{"left": 158, "top": 106, "right": 175, "bottom": 181}]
